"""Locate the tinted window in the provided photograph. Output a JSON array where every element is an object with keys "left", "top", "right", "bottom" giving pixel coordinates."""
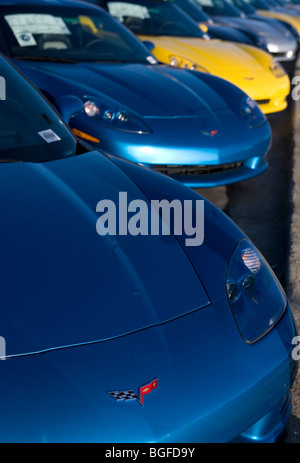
[
  {"left": 107, "top": 0, "right": 205, "bottom": 37},
  {"left": 227, "top": 0, "right": 256, "bottom": 13},
  {"left": 243, "top": 0, "right": 271, "bottom": 9},
  {"left": 169, "top": 0, "right": 211, "bottom": 21},
  {"left": 0, "top": 57, "right": 77, "bottom": 162},
  {"left": 0, "top": 4, "right": 152, "bottom": 63},
  {"left": 193, "top": 0, "right": 243, "bottom": 16}
]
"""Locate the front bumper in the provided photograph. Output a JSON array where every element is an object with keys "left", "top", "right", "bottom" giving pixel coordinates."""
[
  {"left": 232, "top": 393, "right": 292, "bottom": 442},
  {"left": 267, "top": 39, "right": 298, "bottom": 62},
  {"left": 271, "top": 50, "right": 297, "bottom": 62},
  {"left": 70, "top": 114, "right": 271, "bottom": 188},
  {"left": 150, "top": 155, "right": 268, "bottom": 187},
  {"left": 208, "top": 71, "right": 290, "bottom": 115},
  {"left": 255, "top": 94, "right": 288, "bottom": 114}
]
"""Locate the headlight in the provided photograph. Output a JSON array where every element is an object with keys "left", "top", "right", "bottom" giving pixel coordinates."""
[
  {"left": 169, "top": 56, "right": 209, "bottom": 73},
  {"left": 241, "top": 95, "right": 266, "bottom": 128},
  {"left": 170, "top": 56, "right": 180, "bottom": 67},
  {"left": 267, "top": 43, "right": 280, "bottom": 54},
  {"left": 84, "top": 101, "right": 100, "bottom": 117},
  {"left": 226, "top": 238, "right": 287, "bottom": 343},
  {"left": 83, "top": 99, "right": 151, "bottom": 134},
  {"left": 269, "top": 60, "right": 286, "bottom": 78}
]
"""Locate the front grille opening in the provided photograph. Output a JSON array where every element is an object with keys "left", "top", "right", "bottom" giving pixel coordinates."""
[
  {"left": 255, "top": 99, "right": 270, "bottom": 105},
  {"left": 152, "top": 161, "right": 244, "bottom": 176},
  {"left": 272, "top": 52, "right": 294, "bottom": 59}
]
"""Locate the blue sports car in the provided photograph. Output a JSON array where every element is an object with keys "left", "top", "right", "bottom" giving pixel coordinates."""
[
  {"left": 0, "top": 53, "right": 297, "bottom": 443},
  {"left": 0, "top": 0, "right": 272, "bottom": 188}
]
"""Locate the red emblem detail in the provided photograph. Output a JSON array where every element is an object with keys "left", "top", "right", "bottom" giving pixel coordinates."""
[
  {"left": 201, "top": 129, "right": 218, "bottom": 137},
  {"left": 139, "top": 379, "right": 158, "bottom": 406}
]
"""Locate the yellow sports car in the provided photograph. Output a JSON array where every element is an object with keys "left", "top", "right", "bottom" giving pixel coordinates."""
[{"left": 101, "top": 0, "right": 290, "bottom": 114}]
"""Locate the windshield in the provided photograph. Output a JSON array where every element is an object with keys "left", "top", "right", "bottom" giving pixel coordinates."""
[
  {"left": 0, "top": 57, "right": 77, "bottom": 162},
  {"left": 168, "top": 0, "right": 212, "bottom": 22},
  {"left": 192, "top": 0, "right": 243, "bottom": 16},
  {"left": 265, "top": 0, "right": 280, "bottom": 5},
  {"left": 0, "top": 4, "right": 153, "bottom": 63},
  {"left": 243, "top": 0, "right": 272, "bottom": 9},
  {"left": 226, "top": 0, "right": 257, "bottom": 13},
  {"left": 106, "top": 0, "right": 205, "bottom": 37}
]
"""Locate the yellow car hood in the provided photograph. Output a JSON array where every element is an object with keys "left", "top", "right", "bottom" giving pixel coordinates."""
[
  {"left": 137, "top": 35, "right": 290, "bottom": 114},
  {"left": 138, "top": 36, "right": 267, "bottom": 74}
]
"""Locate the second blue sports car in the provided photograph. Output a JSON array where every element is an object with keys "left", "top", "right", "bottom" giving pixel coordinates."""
[{"left": 0, "top": 0, "right": 272, "bottom": 188}]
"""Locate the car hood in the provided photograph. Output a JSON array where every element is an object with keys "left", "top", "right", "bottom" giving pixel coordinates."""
[
  {"left": 247, "top": 12, "right": 298, "bottom": 32},
  {"left": 15, "top": 61, "right": 231, "bottom": 118},
  {"left": 257, "top": 9, "right": 300, "bottom": 32},
  {"left": 137, "top": 36, "right": 266, "bottom": 73},
  {"left": 275, "top": 6, "right": 300, "bottom": 16},
  {"left": 213, "top": 16, "right": 295, "bottom": 43},
  {"left": 0, "top": 151, "right": 210, "bottom": 357},
  {"left": 206, "top": 23, "right": 254, "bottom": 43}
]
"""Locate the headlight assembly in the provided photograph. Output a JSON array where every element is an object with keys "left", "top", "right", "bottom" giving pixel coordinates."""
[
  {"left": 269, "top": 61, "right": 286, "bottom": 78},
  {"left": 241, "top": 95, "right": 266, "bottom": 129},
  {"left": 83, "top": 98, "right": 151, "bottom": 134},
  {"left": 170, "top": 56, "right": 180, "bottom": 67},
  {"left": 226, "top": 238, "right": 287, "bottom": 343},
  {"left": 169, "top": 56, "right": 209, "bottom": 73},
  {"left": 267, "top": 43, "right": 280, "bottom": 54}
]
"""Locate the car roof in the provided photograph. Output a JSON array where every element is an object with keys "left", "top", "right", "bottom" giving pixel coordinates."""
[
  {"left": 0, "top": 0, "right": 98, "bottom": 8},
  {"left": 1, "top": 0, "right": 170, "bottom": 7}
]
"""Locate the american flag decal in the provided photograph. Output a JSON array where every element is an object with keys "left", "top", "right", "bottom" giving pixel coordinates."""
[{"left": 107, "top": 379, "right": 158, "bottom": 406}]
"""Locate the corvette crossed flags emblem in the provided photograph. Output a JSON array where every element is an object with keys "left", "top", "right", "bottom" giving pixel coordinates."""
[{"left": 107, "top": 379, "right": 158, "bottom": 406}]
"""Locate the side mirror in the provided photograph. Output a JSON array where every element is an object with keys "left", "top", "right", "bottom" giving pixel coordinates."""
[
  {"left": 143, "top": 40, "right": 155, "bottom": 51},
  {"left": 54, "top": 95, "right": 84, "bottom": 123}
]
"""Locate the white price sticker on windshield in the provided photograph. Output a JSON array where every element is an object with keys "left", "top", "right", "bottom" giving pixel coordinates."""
[
  {"left": 5, "top": 14, "right": 71, "bottom": 47},
  {"left": 38, "top": 129, "right": 61, "bottom": 144},
  {"left": 146, "top": 56, "right": 157, "bottom": 64},
  {"left": 108, "top": 2, "right": 150, "bottom": 20}
]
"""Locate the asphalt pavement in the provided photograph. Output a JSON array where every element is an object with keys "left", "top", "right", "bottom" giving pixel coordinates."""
[
  {"left": 285, "top": 55, "right": 300, "bottom": 443},
  {"left": 195, "top": 56, "right": 300, "bottom": 443}
]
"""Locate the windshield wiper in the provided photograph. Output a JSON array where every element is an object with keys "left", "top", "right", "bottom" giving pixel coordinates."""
[
  {"left": 0, "top": 159, "right": 23, "bottom": 163},
  {"left": 14, "top": 56, "right": 77, "bottom": 63}
]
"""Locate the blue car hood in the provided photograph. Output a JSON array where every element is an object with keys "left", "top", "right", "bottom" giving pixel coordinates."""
[
  {"left": 15, "top": 61, "right": 230, "bottom": 118},
  {"left": 214, "top": 16, "right": 293, "bottom": 40},
  {"left": 0, "top": 151, "right": 210, "bottom": 357}
]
